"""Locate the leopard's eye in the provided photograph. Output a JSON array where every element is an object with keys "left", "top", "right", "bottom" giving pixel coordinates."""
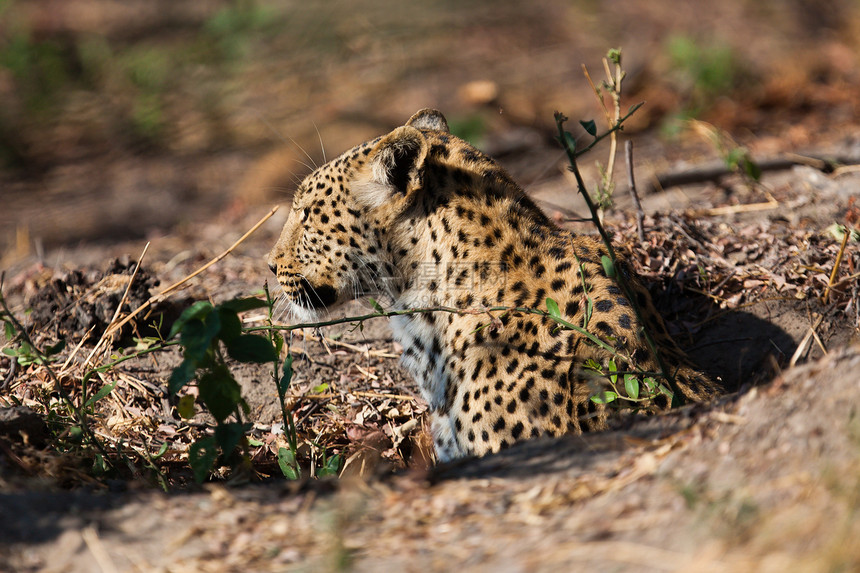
[{"left": 300, "top": 207, "right": 310, "bottom": 222}]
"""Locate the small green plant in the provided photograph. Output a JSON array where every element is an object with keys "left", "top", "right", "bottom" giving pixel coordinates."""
[
  {"left": 166, "top": 286, "right": 346, "bottom": 483},
  {"left": 204, "top": 1, "right": 278, "bottom": 61},
  {"left": 262, "top": 283, "right": 302, "bottom": 480},
  {"left": 2, "top": 319, "right": 65, "bottom": 366},
  {"left": 448, "top": 113, "right": 488, "bottom": 148},
  {"left": 582, "top": 48, "right": 627, "bottom": 218},
  {"left": 0, "top": 21, "right": 71, "bottom": 117},
  {"left": 555, "top": 50, "right": 687, "bottom": 406},
  {"left": 168, "top": 297, "right": 277, "bottom": 482},
  {"left": 691, "top": 120, "right": 761, "bottom": 184},
  {"left": 663, "top": 35, "right": 744, "bottom": 133},
  {"left": 583, "top": 358, "right": 670, "bottom": 406},
  {"left": 668, "top": 35, "right": 737, "bottom": 102},
  {"left": 117, "top": 45, "right": 173, "bottom": 142},
  {"left": 0, "top": 279, "right": 119, "bottom": 474}
]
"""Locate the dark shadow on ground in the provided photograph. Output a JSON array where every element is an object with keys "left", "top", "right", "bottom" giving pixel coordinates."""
[{"left": 690, "top": 294, "right": 849, "bottom": 392}]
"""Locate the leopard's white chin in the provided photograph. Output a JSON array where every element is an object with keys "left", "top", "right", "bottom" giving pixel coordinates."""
[{"left": 286, "top": 301, "right": 326, "bottom": 325}]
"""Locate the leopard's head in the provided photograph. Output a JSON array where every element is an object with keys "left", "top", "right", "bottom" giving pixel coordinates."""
[{"left": 266, "top": 109, "right": 449, "bottom": 321}]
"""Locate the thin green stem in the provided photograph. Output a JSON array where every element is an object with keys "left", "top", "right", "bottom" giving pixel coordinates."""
[
  {"left": 554, "top": 113, "right": 685, "bottom": 405},
  {"left": 247, "top": 304, "right": 640, "bottom": 373},
  {"left": 264, "top": 281, "right": 300, "bottom": 477},
  {"left": 571, "top": 102, "right": 643, "bottom": 159},
  {"left": 81, "top": 340, "right": 179, "bottom": 386}
]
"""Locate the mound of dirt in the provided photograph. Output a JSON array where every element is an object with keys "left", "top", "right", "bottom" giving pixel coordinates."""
[
  {"left": 26, "top": 258, "right": 163, "bottom": 345},
  {"left": 3, "top": 345, "right": 858, "bottom": 572}
]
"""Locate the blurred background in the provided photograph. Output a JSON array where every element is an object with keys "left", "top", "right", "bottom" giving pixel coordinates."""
[{"left": 1, "top": 0, "right": 858, "bottom": 264}]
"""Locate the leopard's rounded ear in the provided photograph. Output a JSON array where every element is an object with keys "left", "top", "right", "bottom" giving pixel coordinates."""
[
  {"left": 406, "top": 109, "right": 450, "bottom": 133},
  {"left": 353, "top": 125, "right": 429, "bottom": 208}
]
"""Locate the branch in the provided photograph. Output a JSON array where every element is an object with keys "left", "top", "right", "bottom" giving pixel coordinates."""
[{"left": 643, "top": 152, "right": 860, "bottom": 196}]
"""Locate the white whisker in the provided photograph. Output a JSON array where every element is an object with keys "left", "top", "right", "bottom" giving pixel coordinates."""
[
  {"left": 251, "top": 109, "right": 318, "bottom": 169},
  {"left": 312, "top": 121, "right": 326, "bottom": 164}
]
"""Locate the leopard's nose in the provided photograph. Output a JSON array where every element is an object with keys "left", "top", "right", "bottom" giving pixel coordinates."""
[{"left": 268, "top": 262, "right": 277, "bottom": 275}]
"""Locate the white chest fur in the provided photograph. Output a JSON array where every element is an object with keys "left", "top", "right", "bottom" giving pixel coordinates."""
[{"left": 389, "top": 311, "right": 464, "bottom": 461}]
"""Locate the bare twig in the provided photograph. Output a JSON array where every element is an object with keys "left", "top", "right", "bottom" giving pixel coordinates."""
[
  {"left": 81, "top": 242, "right": 150, "bottom": 371},
  {"left": 789, "top": 315, "right": 825, "bottom": 368},
  {"left": 823, "top": 227, "right": 851, "bottom": 304},
  {"left": 105, "top": 205, "right": 280, "bottom": 338},
  {"left": 2, "top": 355, "right": 16, "bottom": 391},
  {"left": 625, "top": 140, "right": 645, "bottom": 242},
  {"left": 703, "top": 198, "right": 779, "bottom": 216}
]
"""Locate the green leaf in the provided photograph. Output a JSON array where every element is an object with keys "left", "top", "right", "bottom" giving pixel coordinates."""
[
  {"left": 169, "top": 358, "right": 197, "bottom": 394},
  {"left": 92, "top": 453, "right": 106, "bottom": 476},
  {"left": 169, "top": 300, "right": 214, "bottom": 339},
  {"left": 608, "top": 359, "right": 617, "bottom": 384},
  {"left": 312, "top": 383, "right": 329, "bottom": 394},
  {"left": 225, "top": 334, "right": 277, "bottom": 363},
  {"left": 590, "top": 391, "right": 618, "bottom": 404},
  {"left": 545, "top": 297, "right": 561, "bottom": 318},
  {"left": 580, "top": 119, "right": 597, "bottom": 137},
  {"left": 84, "top": 380, "right": 117, "bottom": 408},
  {"left": 279, "top": 353, "right": 294, "bottom": 396},
  {"left": 563, "top": 131, "right": 577, "bottom": 152},
  {"left": 1, "top": 347, "right": 16, "bottom": 357},
  {"left": 277, "top": 446, "right": 299, "bottom": 480},
  {"left": 152, "top": 442, "right": 169, "bottom": 460},
  {"left": 741, "top": 156, "right": 762, "bottom": 182},
  {"left": 197, "top": 365, "right": 243, "bottom": 422},
  {"left": 600, "top": 255, "right": 616, "bottom": 278},
  {"left": 177, "top": 394, "right": 196, "bottom": 419},
  {"left": 643, "top": 377, "right": 657, "bottom": 393},
  {"left": 180, "top": 309, "right": 221, "bottom": 363},
  {"left": 214, "top": 422, "right": 249, "bottom": 458},
  {"left": 218, "top": 297, "right": 269, "bottom": 313},
  {"left": 68, "top": 426, "right": 84, "bottom": 442},
  {"left": 606, "top": 48, "right": 621, "bottom": 65},
  {"left": 133, "top": 336, "right": 159, "bottom": 352},
  {"left": 368, "top": 298, "right": 385, "bottom": 313},
  {"left": 725, "top": 147, "right": 744, "bottom": 170},
  {"left": 248, "top": 438, "right": 264, "bottom": 447},
  {"left": 189, "top": 436, "right": 219, "bottom": 483},
  {"left": 4, "top": 320, "right": 14, "bottom": 340},
  {"left": 316, "top": 454, "right": 341, "bottom": 478},
  {"left": 217, "top": 307, "right": 242, "bottom": 343},
  {"left": 583, "top": 297, "right": 593, "bottom": 328},
  {"left": 624, "top": 374, "right": 640, "bottom": 400},
  {"left": 44, "top": 339, "right": 66, "bottom": 356},
  {"left": 272, "top": 332, "right": 284, "bottom": 357}
]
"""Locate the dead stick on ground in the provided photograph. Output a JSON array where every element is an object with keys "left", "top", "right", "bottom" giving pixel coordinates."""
[
  {"left": 105, "top": 205, "right": 280, "bottom": 338},
  {"left": 645, "top": 153, "right": 860, "bottom": 196},
  {"left": 625, "top": 140, "right": 646, "bottom": 243},
  {"left": 703, "top": 198, "right": 779, "bottom": 216},
  {"left": 82, "top": 242, "right": 150, "bottom": 370},
  {"left": 823, "top": 227, "right": 850, "bottom": 305},
  {"left": 789, "top": 314, "right": 825, "bottom": 368}
]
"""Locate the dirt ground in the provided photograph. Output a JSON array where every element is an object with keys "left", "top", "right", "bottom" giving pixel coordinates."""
[
  {"left": 6, "top": 345, "right": 860, "bottom": 572},
  {"left": 1, "top": 1, "right": 860, "bottom": 571}
]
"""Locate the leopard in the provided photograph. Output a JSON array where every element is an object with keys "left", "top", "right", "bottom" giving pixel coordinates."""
[{"left": 267, "top": 108, "right": 720, "bottom": 462}]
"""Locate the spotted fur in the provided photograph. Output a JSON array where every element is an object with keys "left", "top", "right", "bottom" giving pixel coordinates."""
[{"left": 268, "top": 109, "right": 720, "bottom": 461}]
